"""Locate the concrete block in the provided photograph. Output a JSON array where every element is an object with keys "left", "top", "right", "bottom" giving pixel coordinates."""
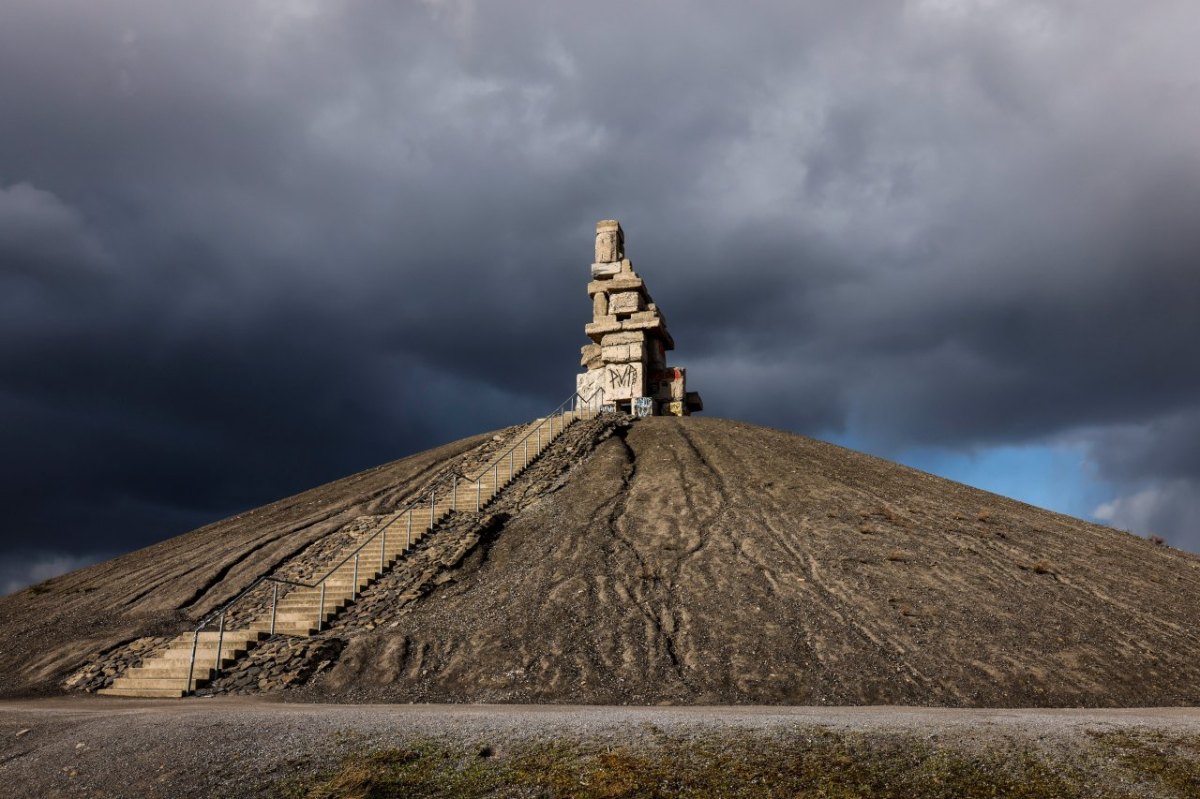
[
  {"left": 666, "top": 401, "right": 686, "bottom": 417},
  {"left": 650, "top": 367, "right": 686, "bottom": 401},
  {"left": 608, "top": 291, "right": 645, "bottom": 315},
  {"left": 585, "top": 316, "right": 622, "bottom": 341},
  {"left": 595, "top": 220, "right": 624, "bottom": 263},
  {"left": 601, "top": 342, "right": 645, "bottom": 363},
  {"left": 604, "top": 362, "right": 644, "bottom": 401},
  {"left": 620, "top": 316, "right": 664, "bottom": 334},
  {"left": 591, "top": 261, "right": 621, "bottom": 279},
  {"left": 647, "top": 338, "right": 667, "bottom": 370},
  {"left": 631, "top": 309, "right": 665, "bottom": 326},
  {"left": 592, "top": 292, "right": 608, "bottom": 318},
  {"left": 588, "top": 276, "right": 643, "bottom": 296},
  {"left": 580, "top": 343, "right": 602, "bottom": 369},
  {"left": 685, "top": 391, "right": 704, "bottom": 412},
  {"left": 576, "top": 369, "right": 605, "bottom": 403},
  {"left": 600, "top": 331, "right": 645, "bottom": 346}
]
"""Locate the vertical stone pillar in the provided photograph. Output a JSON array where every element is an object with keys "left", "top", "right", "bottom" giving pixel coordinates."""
[
  {"left": 578, "top": 218, "right": 701, "bottom": 416},
  {"left": 594, "top": 219, "right": 623, "bottom": 263}
]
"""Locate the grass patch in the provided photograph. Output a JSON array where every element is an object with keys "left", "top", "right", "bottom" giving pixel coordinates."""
[
  {"left": 1091, "top": 729, "right": 1200, "bottom": 795},
  {"left": 279, "top": 729, "right": 1107, "bottom": 799},
  {"left": 282, "top": 741, "right": 503, "bottom": 799}
]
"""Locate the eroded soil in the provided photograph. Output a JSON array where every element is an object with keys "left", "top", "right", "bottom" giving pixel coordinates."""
[
  {"left": 5, "top": 416, "right": 1200, "bottom": 708},
  {"left": 308, "top": 417, "right": 1200, "bottom": 707},
  {"left": 0, "top": 429, "right": 499, "bottom": 697}
]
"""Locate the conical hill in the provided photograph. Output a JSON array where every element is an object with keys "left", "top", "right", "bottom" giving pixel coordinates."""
[{"left": 4, "top": 416, "right": 1198, "bottom": 706}]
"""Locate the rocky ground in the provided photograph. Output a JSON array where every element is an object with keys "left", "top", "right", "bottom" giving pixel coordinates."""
[
  {"left": 4, "top": 699, "right": 1200, "bottom": 798},
  {"left": 299, "top": 417, "right": 1200, "bottom": 707},
  {"left": 6, "top": 415, "right": 1200, "bottom": 708},
  {"left": 0, "top": 424, "right": 509, "bottom": 697}
]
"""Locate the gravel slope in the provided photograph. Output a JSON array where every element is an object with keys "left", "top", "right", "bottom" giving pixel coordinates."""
[
  {"left": 312, "top": 416, "right": 1200, "bottom": 706},
  {"left": 5, "top": 415, "right": 1200, "bottom": 708},
  {"left": 0, "top": 432, "right": 490, "bottom": 698}
]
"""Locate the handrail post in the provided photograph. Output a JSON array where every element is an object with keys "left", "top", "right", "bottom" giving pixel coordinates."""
[
  {"left": 538, "top": 425, "right": 542, "bottom": 453},
  {"left": 353, "top": 553, "right": 359, "bottom": 600},
  {"left": 380, "top": 527, "right": 387, "bottom": 573},
  {"left": 475, "top": 478, "right": 480, "bottom": 512},
  {"left": 318, "top": 582, "right": 326, "bottom": 632},
  {"left": 509, "top": 449, "right": 514, "bottom": 479},
  {"left": 214, "top": 612, "right": 225, "bottom": 675},
  {"left": 430, "top": 487, "right": 435, "bottom": 527},
  {"left": 524, "top": 439, "right": 528, "bottom": 469},
  {"left": 407, "top": 510, "right": 412, "bottom": 550},
  {"left": 452, "top": 474, "right": 457, "bottom": 512},
  {"left": 186, "top": 629, "right": 200, "bottom": 696},
  {"left": 270, "top": 582, "right": 278, "bottom": 636}
]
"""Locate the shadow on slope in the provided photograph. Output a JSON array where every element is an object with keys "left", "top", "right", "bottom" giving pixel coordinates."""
[{"left": 0, "top": 430, "right": 492, "bottom": 698}]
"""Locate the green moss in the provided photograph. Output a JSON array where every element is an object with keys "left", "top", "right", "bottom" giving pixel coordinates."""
[
  {"left": 283, "top": 741, "right": 504, "bottom": 799},
  {"left": 280, "top": 729, "right": 1111, "bottom": 799},
  {"left": 1091, "top": 729, "right": 1200, "bottom": 795}
]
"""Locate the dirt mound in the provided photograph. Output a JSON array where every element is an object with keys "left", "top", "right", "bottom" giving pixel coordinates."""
[
  {"left": 314, "top": 417, "right": 1200, "bottom": 706},
  {"left": 0, "top": 430, "right": 497, "bottom": 698},
  {"left": 5, "top": 416, "right": 1200, "bottom": 706}
]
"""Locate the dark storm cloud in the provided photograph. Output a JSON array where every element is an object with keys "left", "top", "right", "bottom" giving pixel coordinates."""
[{"left": 3, "top": 0, "right": 1200, "bottom": 590}]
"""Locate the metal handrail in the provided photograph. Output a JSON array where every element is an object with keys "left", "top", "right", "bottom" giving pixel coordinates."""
[{"left": 183, "top": 385, "right": 606, "bottom": 693}]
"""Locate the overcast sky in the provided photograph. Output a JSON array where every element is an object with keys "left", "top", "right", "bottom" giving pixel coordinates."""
[{"left": 2, "top": 0, "right": 1199, "bottom": 594}]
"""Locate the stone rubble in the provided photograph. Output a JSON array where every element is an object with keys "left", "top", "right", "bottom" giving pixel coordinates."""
[
  {"left": 201, "top": 636, "right": 344, "bottom": 695},
  {"left": 578, "top": 219, "right": 703, "bottom": 417},
  {"left": 63, "top": 636, "right": 175, "bottom": 693}
]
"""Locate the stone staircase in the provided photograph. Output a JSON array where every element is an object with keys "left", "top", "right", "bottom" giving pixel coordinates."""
[{"left": 98, "top": 409, "right": 592, "bottom": 698}]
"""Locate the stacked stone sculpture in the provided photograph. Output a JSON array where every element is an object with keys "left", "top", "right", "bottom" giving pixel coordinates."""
[{"left": 577, "top": 220, "right": 703, "bottom": 417}]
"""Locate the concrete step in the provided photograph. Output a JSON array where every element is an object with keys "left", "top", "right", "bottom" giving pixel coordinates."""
[
  {"left": 132, "top": 666, "right": 215, "bottom": 680},
  {"left": 333, "top": 545, "right": 401, "bottom": 559},
  {"left": 276, "top": 599, "right": 351, "bottom": 612},
  {"left": 98, "top": 687, "right": 186, "bottom": 698},
  {"left": 270, "top": 603, "right": 343, "bottom": 615},
  {"left": 150, "top": 654, "right": 242, "bottom": 669},
  {"left": 278, "top": 587, "right": 350, "bottom": 598},
  {"left": 311, "top": 582, "right": 372, "bottom": 592},
  {"left": 321, "top": 569, "right": 384, "bottom": 584},
  {"left": 270, "top": 603, "right": 338, "bottom": 615},
  {"left": 310, "top": 574, "right": 377, "bottom": 587},
  {"left": 248, "top": 622, "right": 319, "bottom": 636},
  {"left": 110, "top": 676, "right": 208, "bottom": 690},
  {"left": 156, "top": 647, "right": 247, "bottom": 662},
  {"left": 268, "top": 613, "right": 338, "bottom": 626},
  {"left": 167, "top": 637, "right": 258, "bottom": 651},
  {"left": 189, "top": 631, "right": 267, "bottom": 642}
]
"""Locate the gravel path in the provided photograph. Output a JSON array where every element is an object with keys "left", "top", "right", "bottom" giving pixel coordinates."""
[{"left": 4, "top": 698, "right": 1200, "bottom": 797}]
